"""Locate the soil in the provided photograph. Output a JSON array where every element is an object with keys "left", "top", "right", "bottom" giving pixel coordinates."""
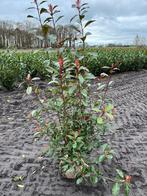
[{"left": 0, "top": 70, "right": 147, "bottom": 196}]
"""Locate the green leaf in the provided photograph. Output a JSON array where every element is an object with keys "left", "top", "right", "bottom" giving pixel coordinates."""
[
  {"left": 54, "top": 10, "right": 60, "bottom": 15},
  {"left": 105, "top": 104, "right": 114, "bottom": 112},
  {"left": 27, "top": 7, "right": 35, "bottom": 10},
  {"left": 48, "top": 80, "right": 58, "bottom": 85},
  {"left": 56, "top": 98, "right": 63, "bottom": 107},
  {"left": 76, "top": 177, "right": 83, "bottom": 185},
  {"left": 90, "top": 176, "right": 98, "bottom": 184},
  {"left": 79, "top": 66, "right": 89, "bottom": 72},
  {"left": 70, "top": 15, "right": 78, "bottom": 23},
  {"left": 81, "top": 10, "right": 88, "bottom": 15},
  {"left": 68, "top": 86, "right": 76, "bottom": 95},
  {"left": 107, "top": 154, "right": 113, "bottom": 160},
  {"left": 72, "top": 4, "right": 76, "bottom": 8},
  {"left": 13, "top": 176, "right": 24, "bottom": 182},
  {"left": 34, "top": 132, "right": 41, "bottom": 137},
  {"left": 62, "top": 164, "right": 69, "bottom": 172},
  {"left": 80, "top": 36, "right": 87, "bottom": 42},
  {"left": 55, "top": 15, "right": 64, "bottom": 23},
  {"left": 81, "top": 7, "right": 89, "bottom": 12},
  {"left": 112, "top": 183, "right": 121, "bottom": 196},
  {"left": 78, "top": 75, "right": 85, "bottom": 84},
  {"left": 106, "top": 113, "right": 114, "bottom": 121},
  {"left": 97, "top": 84, "right": 106, "bottom": 90},
  {"left": 53, "top": 5, "right": 58, "bottom": 10},
  {"left": 65, "top": 167, "right": 75, "bottom": 178},
  {"left": 102, "top": 66, "right": 110, "bottom": 69},
  {"left": 70, "top": 25, "right": 81, "bottom": 33},
  {"left": 84, "top": 20, "right": 95, "bottom": 28},
  {"left": 39, "top": 0, "right": 47, "bottom": 5},
  {"left": 73, "top": 142, "right": 77, "bottom": 149},
  {"left": 67, "top": 135, "right": 73, "bottom": 140},
  {"left": 32, "top": 77, "right": 40, "bottom": 81},
  {"left": 101, "top": 144, "right": 108, "bottom": 151},
  {"left": 92, "top": 108, "right": 101, "bottom": 113},
  {"left": 74, "top": 131, "right": 79, "bottom": 139},
  {"left": 27, "top": 15, "right": 34, "bottom": 18},
  {"left": 116, "top": 169, "right": 124, "bottom": 179},
  {"left": 79, "top": 15, "right": 85, "bottom": 20},
  {"left": 40, "top": 8, "right": 48, "bottom": 14},
  {"left": 44, "top": 17, "right": 52, "bottom": 23},
  {"left": 26, "top": 86, "right": 32, "bottom": 95},
  {"left": 81, "top": 89, "right": 87, "bottom": 97},
  {"left": 85, "top": 32, "right": 92, "bottom": 36},
  {"left": 97, "top": 117, "right": 104, "bottom": 125},
  {"left": 86, "top": 73, "right": 96, "bottom": 80},
  {"left": 125, "top": 183, "right": 131, "bottom": 196},
  {"left": 17, "top": 184, "right": 24, "bottom": 189},
  {"left": 31, "top": 110, "right": 37, "bottom": 117},
  {"left": 81, "top": 3, "right": 88, "bottom": 7},
  {"left": 98, "top": 155, "right": 105, "bottom": 163}
]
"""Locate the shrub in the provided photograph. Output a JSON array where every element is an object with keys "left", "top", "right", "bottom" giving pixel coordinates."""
[
  {"left": 0, "top": 47, "right": 146, "bottom": 90},
  {"left": 28, "top": 52, "right": 131, "bottom": 196},
  {"left": 21, "top": 51, "right": 51, "bottom": 79},
  {"left": 0, "top": 51, "right": 25, "bottom": 90},
  {"left": 84, "top": 48, "right": 147, "bottom": 74}
]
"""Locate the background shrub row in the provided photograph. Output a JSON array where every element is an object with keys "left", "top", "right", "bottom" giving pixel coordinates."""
[{"left": 0, "top": 48, "right": 147, "bottom": 90}]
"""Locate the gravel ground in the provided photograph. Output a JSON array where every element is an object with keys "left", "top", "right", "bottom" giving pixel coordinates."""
[{"left": 0, "top": 70, "right": 147, "bottom": 196}]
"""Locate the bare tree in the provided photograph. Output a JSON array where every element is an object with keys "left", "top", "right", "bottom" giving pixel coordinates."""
[{"left": 134, "top": 34, "right": 146, "bottom": 47}]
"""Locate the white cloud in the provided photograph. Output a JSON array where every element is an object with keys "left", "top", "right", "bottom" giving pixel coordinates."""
[{"left": 0, "top": 0, "right": 147, "bottom": 44}]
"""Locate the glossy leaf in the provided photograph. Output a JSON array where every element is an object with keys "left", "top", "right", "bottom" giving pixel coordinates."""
[
  {"left": 39, "top": 0, "right": 47, "bottom": 5},
  {"left": 81, "top": 6, "right": 89, "bottom": 11},
  {"left": 55, "top": 15, "right": 64, "bottom": 23},
  {"left": 98, "top": 155, "right": 105, "bottom": 163},
  {"left": 78, "top": 75, "right": 85, "bottom": 84},
  {"left": 26, "top": 86, "right": 32, "bottom": 95},
  {"left": 70, "top": 25, "right": 81, "bottom": 33},
  {"left": 76, "top": 177, "right": 83, "bottom": 185},
  {"left": 81, "top": 36, "right": 86, "bottom": 42},
  {"left": 53, "top": 10, "right": 60, "bottom": 15},
  {"left": 40, "top": 8, "right": 48, "bottom": 14},
  {"left": 70, "top": 15, "right": 78, "bottom": 23},
  {"left": 85, "top": 32, "right": 92, "bottom": 36},
  {"left": 97, "top": 117, "right": 104, "bottom": 125},
  {"left": 81, "top": 3, "right": 88, "bottom": 7},
  {"left": 116, "top": 169, "right": 124, "bottom": 179},
  {"left": 44, "top": 17, "right": 52, "bottom": 23},
  {"left": 84, "top": 20, "right": 95, "bottom": 28},
  {"left": 112, "top": 183, "right": 121, "bottom": 196},
  {"left": 17, "top": 184, "right": 24, "bottom": 188},
  {"left": 90, "top": 176, "right": 98, "bottom": 184},
  {"left": 72, "top": 4, "right": 76, "bottom": 8},
  {"left": 27, "top": 7, "right": 35, "bottom": 10},
  {"left": 53, "top": 5, "right": 58, "bottom": 10},
  {"left": 79, "top": 15, "right": 85, "bottom": 20},
  {"left": 125, "top": 183, "right": 131, "bottom": 196},
  {"left": 27, "top": 15, "right": 35, "bottom": 18}
]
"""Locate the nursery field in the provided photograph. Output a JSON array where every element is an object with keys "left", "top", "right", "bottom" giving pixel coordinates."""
[
  {"left": 0, "top": 47, "right": 147, "bottom": 196},
  {"left": 1, "top": 0, "right": 147, "bottom": 195},
  {"left": 0, "top": 70, "right": 147, "bottom": 196}
]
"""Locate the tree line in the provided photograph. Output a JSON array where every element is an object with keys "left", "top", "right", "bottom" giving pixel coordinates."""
[{"left": 0, "top": 20, "right": 78, "bottom": 49}]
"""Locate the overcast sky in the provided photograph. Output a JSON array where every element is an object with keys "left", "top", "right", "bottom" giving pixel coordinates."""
[{"left": 0, "top": 0, "right": 147, "bottom": 45}]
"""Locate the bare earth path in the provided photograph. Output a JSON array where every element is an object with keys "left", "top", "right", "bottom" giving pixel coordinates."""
[{"left": 0, "top": 70, "right": 147, "bottom": 196}]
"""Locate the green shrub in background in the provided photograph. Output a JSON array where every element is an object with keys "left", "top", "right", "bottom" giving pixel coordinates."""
[
  {"left": 0, "top": 50, "right": 56, "bottom": 90},
  {"left": 84, "top": 48, "right": 147, "bottom": 74},
  {"left": 0, "top": 47, "right": 147, "bottom": 90},
  {"left": 20, "top": 51, "right": 55, "bottom": 79},
  {"left": 0, "top": 51, "right": 25, "bottom": 90}
]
